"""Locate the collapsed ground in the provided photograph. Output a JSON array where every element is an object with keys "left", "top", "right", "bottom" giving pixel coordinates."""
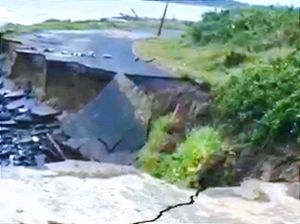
[
  {"left": 0, "top": 5, "right": 299, "bottom": 224},
  {"left": 0, "top": 6, "right": 299, "bottom": 190}
]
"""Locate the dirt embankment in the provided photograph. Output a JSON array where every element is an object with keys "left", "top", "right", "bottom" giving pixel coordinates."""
[{"left": 2, "top": 40, "right": 112, "bottom": 110}]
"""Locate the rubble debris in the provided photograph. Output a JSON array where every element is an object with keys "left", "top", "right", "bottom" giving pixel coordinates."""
[
  {"left": 0, "top": 74, "right": 64, "bottom": 167},
  {"left": 103, "top": 54, "right": 113, "bottom": 59},
  {"left": 3, "top": 90, "right": 25, "bottom": 99},
  {"left": 53, "top": 49, "right": 96, "bottom": 58}
]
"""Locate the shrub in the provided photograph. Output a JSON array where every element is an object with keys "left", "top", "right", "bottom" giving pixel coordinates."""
[
  {"left": 224, "top": 51, "right": 247, "bottom": 68},
  {"left": 189, "top": 7, "right": 299, "bottom": 50},
  {"left": 216, "top": 52, "right": 300, "bottom": 145}
]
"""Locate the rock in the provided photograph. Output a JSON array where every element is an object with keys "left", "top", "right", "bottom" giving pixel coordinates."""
[
  {"left": 5, "top": 98, "right": 36, "bottom": 111},
  {"left": 0, "top": 127, "right": 10, "bottom": 133},
  {"left": 0, "top": 120, "right": 17, "bottom": 127},
  {"left": 0, "top": 112, "right": 11, "bottom": 121},
  {"left": 44, "top": 48, "right": 55, "bottom": 53},
  {"left": 3, "top": 90, "right": 25, "bottom": 99},
  {"left": 234, "top": 147, "right": 300, "bottom": 183},
  {"left": 14, "top": 114, "right": 33, "bottom": 124},
  {"left": 103, "top": 54, "right": 112, "bottom": 59},
  {"left": 31, "top": 104, "right": 60, "bottom": 118}
]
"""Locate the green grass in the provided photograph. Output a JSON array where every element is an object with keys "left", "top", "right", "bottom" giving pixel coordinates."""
[
  {"left": 135, "top": 7, "right": 297, "bottom": 85},
  {"left": 138, "top": 120, "right": 224, "bottom": 188},
  {"left": 159, "top": 127, "right": 223, "bottom": 187},
  {"left": 137, "top": 114, "right": 178, "bottom": 174},
  {"left": 135, "top": 38, "right": 294, "bottom": 85}
]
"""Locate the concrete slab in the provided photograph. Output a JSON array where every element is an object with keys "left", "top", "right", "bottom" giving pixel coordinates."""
[{"left": 62, "top": 74, "right": 152, "bottom": 164}]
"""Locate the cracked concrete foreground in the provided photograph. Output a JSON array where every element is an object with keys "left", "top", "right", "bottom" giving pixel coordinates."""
[{"left": 0, "top": 160, "right": 299, "bottom": 224}]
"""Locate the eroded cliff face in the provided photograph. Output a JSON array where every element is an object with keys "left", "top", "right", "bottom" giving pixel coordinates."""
[
  {"left": 2, "top": 36, "right": 211, "bottom": 116},
  {"left": 4, "top": 47, "right": 112, "bottom": 110}
]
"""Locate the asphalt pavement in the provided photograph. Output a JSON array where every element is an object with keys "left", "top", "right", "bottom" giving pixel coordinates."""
[{"left": 10, "top": 29, "right": 176, "bottom": 77}]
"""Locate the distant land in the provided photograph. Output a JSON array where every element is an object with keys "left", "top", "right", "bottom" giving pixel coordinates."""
[{"left": 145, "top": 0, "right": 248, "bottom": 7}]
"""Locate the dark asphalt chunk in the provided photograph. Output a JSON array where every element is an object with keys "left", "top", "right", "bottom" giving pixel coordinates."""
[
  {"left": 0, "top": 82, "right": 62, "bottom": 167},
  {"left": 0, "top": 127, "right": 10, "bottom": 133},
  {"left": 31, "top": 104, "right": 60, "bottom": 117},
  {"left": 4, "top": 90, "right": 25, "bottom": 99},
  {"left": 62, "top": 74, "right": 152, "bottom": 164},
  {"left": 6, "top": 98, "right": 35, "bottom": 111}
]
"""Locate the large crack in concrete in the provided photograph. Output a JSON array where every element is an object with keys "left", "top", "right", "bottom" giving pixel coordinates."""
[{"left": 132, "top": 187, "right": 206, "bottom": 224}]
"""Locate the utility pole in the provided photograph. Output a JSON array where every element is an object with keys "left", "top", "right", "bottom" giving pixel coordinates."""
[{"left": 157, "top": 0, "right": 170, "bottom": 36}]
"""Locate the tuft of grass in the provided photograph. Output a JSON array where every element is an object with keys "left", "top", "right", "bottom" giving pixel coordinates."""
[
  {"left": 138, "top": 121, "right": 223, "bottom": 188},
  {"left": 137, "top": 114, "right": 178, "bottom": 174},
  {"left": 159, "top": 127, "right": 223, "bottom": 187}
]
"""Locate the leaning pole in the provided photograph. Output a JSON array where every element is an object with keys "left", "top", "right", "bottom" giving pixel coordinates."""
[{"left": 157, "top": 0, "right": 170, "bottom": 36}]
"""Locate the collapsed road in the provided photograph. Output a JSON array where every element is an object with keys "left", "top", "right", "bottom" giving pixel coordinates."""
[
  {"left": 0, "top": 29, "right": 211, "bottom": 166},
  {"left": 0, "top": 29, "right": 299, "bottom": 224}
]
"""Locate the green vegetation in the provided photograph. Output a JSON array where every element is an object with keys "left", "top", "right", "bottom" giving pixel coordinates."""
[
  {"left": 158, "top": 127, "right": 223, "bottom": 187},
  {"left": 138, "top": 114, "right": 223, "bottom": 187},
  {"left": 138, "top": 114, "right": 178, "bottom": 174},
  {"left": 135, "top": 40, "right": 233, "bottom": 84},
  {"left": 216, "top": 51, "right": 300, "bottom": 145},
  {"left": 137, "top": 7, "right": 299, "bottom": 187},
  {"left": 189, "top": 7, "right": 299, "bottom": 50},
  {"left": 135, "top": 7, "right": 297, "bottom": 84}
]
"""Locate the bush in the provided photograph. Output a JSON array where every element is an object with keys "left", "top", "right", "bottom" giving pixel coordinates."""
[
  {"left": 224, "top": 51, "right": 247, "bottom": 67},
  {"left": 189, "top": 7, "right": 299, "bottom": 50},
  {"left": 216, "top": 52, "right": 300, "bottom": 145}
]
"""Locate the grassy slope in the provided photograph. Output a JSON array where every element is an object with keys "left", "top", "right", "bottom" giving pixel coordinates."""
[
  {"left": 135, "top": 7, "right": 298, "bottom": 85},
  {"left": 135, "top": 38, "right": 294, "bottom": 84}
]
